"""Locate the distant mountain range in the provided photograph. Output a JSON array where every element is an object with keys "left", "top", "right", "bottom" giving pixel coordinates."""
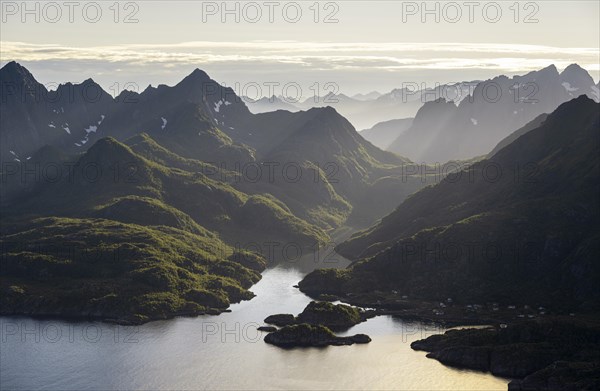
[
  {"left": 243, "top": 65, "right": 599, "bottom": 164},
  {"left": 387, "top": 64, "right": 600, "bottom": 163},
  {"left": 244, "top": 81, "right": 481, "bottom": 130}
]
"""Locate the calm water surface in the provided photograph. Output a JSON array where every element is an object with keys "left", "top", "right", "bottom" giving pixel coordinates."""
[{"left": 1, "top": 245, "right": 508, "bottom": 390}]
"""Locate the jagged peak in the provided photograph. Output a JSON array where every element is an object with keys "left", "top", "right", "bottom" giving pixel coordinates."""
[
  {"left": 530, "top": 64, "right": 559, "bottom": 78},
  {"left": 559, "top": 64, "right": 594, "bottom": 84},
  {"left": 561, "top": 63, "right": 586, "bottom": 74},
  {"left": 55, "top": 77, "right": 104, "bottom": 90},
  {"left": 142, "top": 84, "right": 156, "bottom": 94},
  {"left": 1, "top": 60, "right": 24, "bottom": 72},
  {"left": 0, "top": 60, "right": 40, "bottom": 86},
  {"left": 178, "top": 68, "right": 211, "bottom": 85}
]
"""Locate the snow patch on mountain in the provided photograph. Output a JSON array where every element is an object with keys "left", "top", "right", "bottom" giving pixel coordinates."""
[
  {"left": 84, "top": 125, "right": 98, "bottom": 134},
  {"left": 562, "top": 82, "right": 578, "bottom": 92},
  {"left": 9, "top": 150, "right": 21, "bottom": 162},
  {"left": 214, "top": 100, "right": 223, "bottom": 112}
]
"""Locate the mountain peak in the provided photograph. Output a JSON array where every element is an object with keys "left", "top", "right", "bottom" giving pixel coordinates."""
[
  {"left": 0, "top": 61, "right": 40, "bottom": 87},
  {"left": 547, "top": 94, "right": 596, "bottom": 117},
  {"left": 518, "top": 64, "right": 559, "bottom": 80},
  {"left": 1, "top": 60, "right": 23, "bottom": 72},
  {"left": 543, "top": 64, "right": 558, "bottom": 72},
  {"left": 182, "top": 68, "right": 211, "bottom": 83},
  {"left": 562, "top": 63, "right": 585, "bottom": 73},
  {"left": 175, "top": 68, "right": 214, "bottom": 91},
  {"left": 79, "top": 78, "right": 107, "bottom": 92},
  {"left": 528, "top": 64, "right": 560, "bottom": 79},
  {"left": 559, "top": 63, "right": 594, "bottom": 86},
  {"left": 82, "top": 77, "right": 99, "bottom": 85},
  {"left": 1, "top": 61, "right": 30, "bottom": 74},
  {"left": 307, "top": 105, "right": 339, "bottom": 119}
]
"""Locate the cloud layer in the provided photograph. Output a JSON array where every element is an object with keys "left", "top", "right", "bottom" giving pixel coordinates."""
[{"left": 2, "top": 41, "right": 598, "bottom": 96}]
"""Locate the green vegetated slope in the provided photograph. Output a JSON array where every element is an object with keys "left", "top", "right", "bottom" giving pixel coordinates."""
[
  {"left": 0, "top": 216, "right": 265, "bottom": 324},
  {"left": 301, "top": 96, "right": 600, "bottom": 310},
  {"left": 5, "top": 137, "right": 328, "bottom": 248},
  {"left": 1, "top": 135, "right": 330, "bottom": 322}
]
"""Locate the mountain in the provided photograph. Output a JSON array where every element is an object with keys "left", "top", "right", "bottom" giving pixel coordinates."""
[
  {"left": 388, "top": 64, "right": 599, "bottom": 163},
  {"left": 559, "top": 64, "right": 598, "bottom": 100},
  {"left": 299, "top": 92, "right": 358, "bottom": 107},
  {"left": 97, "top": 69, "right": 257, "bottom": 165},
  {"left": 232, "top": 106, "right": 423, "bottom": 228},
  {"left": 243, "top": 82, "right": 479, "bottom": 131},
  {"left": 359, "top": 118, "right": 414, "bottom": 149},
  {"left": 290, "top": 82, "right": 478, "bottom": 130},
  {"left": 387, "top": 99, "right": 458, "bottom": 162},
  {"left": 352, "top": 91, "right": 382, "bottom": 101},
  {"left": 300, "top": 96, "right": 600, "bottom": 310},
  {"left": 0, "top": 62, "right": 256, "bottom": 166},
  {"left": 0, "top": 61, "right": 123, "bottom": 160},
  {"left": 244, "top": 95, "right": 301, "bottom": 113}
]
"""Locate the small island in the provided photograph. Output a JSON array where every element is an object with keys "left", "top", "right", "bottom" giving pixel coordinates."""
[
  {"left": 262, "top": 301, "right": 373, "bottom": 347},
  {"left": 264, "top": 323, "right": 371, "bottom": 348},
  {"left": 264, "top": 300, "right": 373, "bottom": 330}
]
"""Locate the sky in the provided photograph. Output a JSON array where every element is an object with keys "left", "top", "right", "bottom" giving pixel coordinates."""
[{"left": 1, "top": 0, "right": 599, "bottom": 98}]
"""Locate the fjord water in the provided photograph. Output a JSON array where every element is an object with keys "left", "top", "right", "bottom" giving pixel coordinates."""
[{"left": 1, "top": 244, "right": 507, "bottom": 390}]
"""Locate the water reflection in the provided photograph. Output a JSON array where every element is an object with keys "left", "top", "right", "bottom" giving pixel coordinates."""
[{"left": 1, "top": 237, "right": 508, "bottom": 390}]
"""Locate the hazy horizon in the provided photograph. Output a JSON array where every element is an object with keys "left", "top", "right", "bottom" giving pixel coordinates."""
[
  {"left": 1, "top": 1, "right": 598, "bottom": 97},
  {"left": 1, "top": 57, "right": 598, "bottom": 98}
]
